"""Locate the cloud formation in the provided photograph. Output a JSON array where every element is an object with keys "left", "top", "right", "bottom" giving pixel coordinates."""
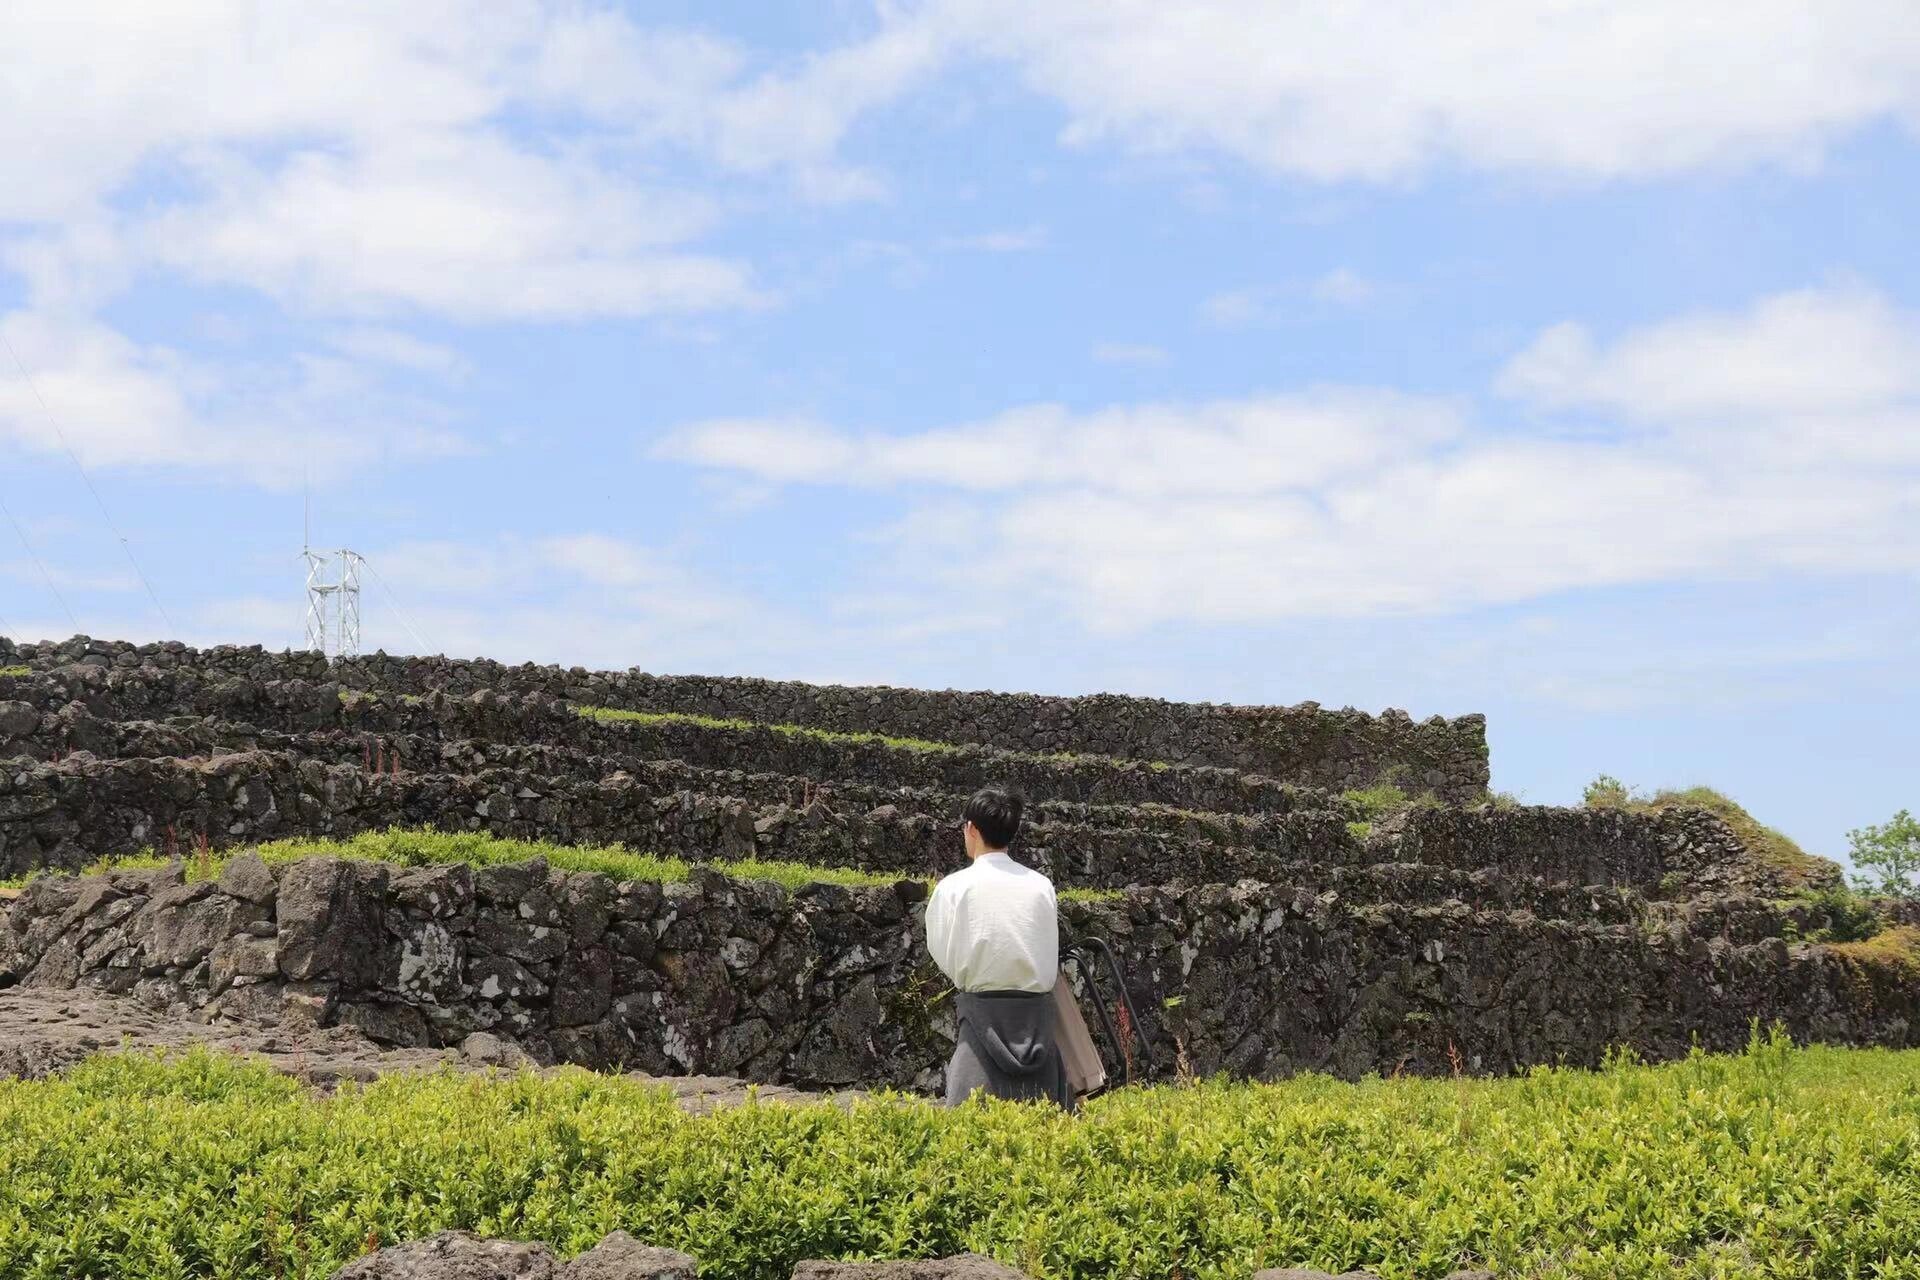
[
  {"left": 921, "top": 0, "right": 1920, "bottom": 181},
  {"left": 663, "top": 287, "right": 1920, "bottom": 628}
]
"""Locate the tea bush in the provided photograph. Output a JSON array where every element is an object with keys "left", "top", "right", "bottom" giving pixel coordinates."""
[{"left": 2, "top": 1029, "right": 1918, "bottom": 1280}]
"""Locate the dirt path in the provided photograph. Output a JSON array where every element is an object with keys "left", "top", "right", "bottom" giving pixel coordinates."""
[{"left": 0, "top": 985, "right": 851, "bottom": 1111}]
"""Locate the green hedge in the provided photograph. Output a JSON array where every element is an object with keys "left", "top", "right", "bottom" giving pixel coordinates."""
[{"left": 1, "top": 1031, "right": 1917, "bottom": 1279}]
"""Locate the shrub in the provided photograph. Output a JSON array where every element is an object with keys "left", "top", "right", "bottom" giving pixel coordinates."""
[
  {"left": 1581, "top": 774, "right": 1634, "bottom": 808},
  {"left": 2, "top": 1033, "right": 1919, "bottom": 1279}
]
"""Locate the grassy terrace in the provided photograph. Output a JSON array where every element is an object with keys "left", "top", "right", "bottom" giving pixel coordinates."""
[
  {"left": 1586, "top": 782, "right": 1836, "bottom": 886},
  {"left": 0, "top": 828, "right": 1118, "bottom": 901},
  {"left": 1, "top": 1031, "right": 1916, "bottom": 1279},
  {"left": 573, "top": 704, "right": 1147, "bottom": 766}
]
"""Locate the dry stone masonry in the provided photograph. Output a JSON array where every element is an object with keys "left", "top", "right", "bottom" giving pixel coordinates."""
[{"left": 0, "top": 634, "right": 1905, "bottom": 1092}]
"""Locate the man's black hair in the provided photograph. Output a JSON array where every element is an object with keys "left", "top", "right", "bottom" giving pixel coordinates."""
[{"left": 962, "top": 787, "right": 1024, "bottom": 850}]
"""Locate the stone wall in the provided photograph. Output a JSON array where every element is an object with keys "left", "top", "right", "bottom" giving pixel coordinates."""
[
  {"left": 0, "top": 746, "right": 1794, "bottom": 897},
  {"left": 0, "top": 749, "right": 1359, "bottom": 889},
  {"left": 1, "top": 637, "right": 1491, "bottom": 799},
  {"left": 2, "top": 854, "right": 1913, "bottom": 1088},
  {"left": 0, "top": 669, "right": 1330, "bottom": 817}
]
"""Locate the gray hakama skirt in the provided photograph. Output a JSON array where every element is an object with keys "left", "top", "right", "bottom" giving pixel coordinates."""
[{"left": 945, "top": 989, "right": 1072, "bottom": 1108}]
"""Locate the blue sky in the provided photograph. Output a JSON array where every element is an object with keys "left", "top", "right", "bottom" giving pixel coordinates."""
[{"left": 2, "top": 4, "right": 1917, "bottom": 864}]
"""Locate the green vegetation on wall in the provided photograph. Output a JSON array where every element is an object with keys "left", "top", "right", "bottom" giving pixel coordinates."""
[
  {"left": 1582, "top": 777, "right": 1833, "bottom": 885},
  {"left": 0, "top": 827, "right": 1119, "bottom": 902}
]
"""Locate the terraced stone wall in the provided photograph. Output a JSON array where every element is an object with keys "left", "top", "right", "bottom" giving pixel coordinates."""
[
  {"left": 0, "top": 667, "right": 1325, "bottom": 815},
  {"left": 0, "top": 750, "right": 1363, "bottom": 888},
  {"left": 1, "top": 638, "right": 1491, "bottom": 799},
  {"left": 0, "top": 744, "right": 1800, "bottom": 898},
  {"left": 1, "top": 854, "right": 1912, "bottom": 1087}
]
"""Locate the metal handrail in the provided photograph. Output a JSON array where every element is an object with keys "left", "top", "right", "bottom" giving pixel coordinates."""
[{"left": 1062, "top": 935, "right": 1157, "bottom": 1084}]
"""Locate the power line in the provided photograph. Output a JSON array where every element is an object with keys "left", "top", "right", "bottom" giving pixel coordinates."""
[
  {"left": 2, "top": 331, "right": 175, "bottom": 632},
  {"left": 0, "top": 486, "right": 78, "bottom": 631},
  {"left": 362, "top": 556, "right": 433, "bottom": 655}
]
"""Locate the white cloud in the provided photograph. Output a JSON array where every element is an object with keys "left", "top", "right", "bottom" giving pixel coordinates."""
[
  {"left": 1312, "top": 269, "right": 1374, "bottom": 307},
  {"left": 663, "top": 391, "right": 1463, "bottom": 498},
  {"left": 144, "top": 134, "right": 760, "bottom": 321},
  {"left": 922, "top": 0, "right": 1920, "bottom": 182},
  {"left": 663, "top": 286, "right": 1920, "bottom": 629},
  {"left": 324, "top": 328, "right": 469, "bottom": 380},
  {"left": 1201, "top": 270, "right": 1376, "bottom": 327},
  {"left": 935, "top": 227, "right": 1049, "bottom": 253},
  {"left": 1091, "top": 342, "right": 1169, "bottom": 366},
  {"left": 1200, "top": 289, "right": 1266, "bottom": 329},
  {"left": 1498, "top": 285, "right": 1920, "bottom": 422},
  {"left": 0, "top": 309, "right": 466, "bottom": 483}
]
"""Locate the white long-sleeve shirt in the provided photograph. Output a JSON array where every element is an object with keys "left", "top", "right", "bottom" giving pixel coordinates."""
[{"left": 924, "top": 851, "right": 1059, "bottom": 994}]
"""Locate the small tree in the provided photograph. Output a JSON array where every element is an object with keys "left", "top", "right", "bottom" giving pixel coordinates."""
[
  {"left": 1848, "top": 809, "right": 1920, "bottom": 898},
  {"left": 1583, "top": 774, "right": 1633, "bottom": 808}
]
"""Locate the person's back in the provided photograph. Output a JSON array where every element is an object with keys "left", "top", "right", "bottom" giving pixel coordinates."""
[{"left": 924, "top": 787, "right": 1068, "bottom": 1107}]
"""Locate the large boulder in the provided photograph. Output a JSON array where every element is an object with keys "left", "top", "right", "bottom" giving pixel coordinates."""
[
  {"left": 789, "top": 1257, "right": 1030, "bottom": 1279},
  {"left": 1253, "top": 1272, "right": 1490, "bottom": 1280},
  {"left": 563, "top": 1231, "right": 697, "bottom": 1279},
  {"left": 327, "top": 1230, "right": 697, "bottom": 1279},
  {"left": 328, "top": 1232, "right": 558, "bottom": 1279},
  {"left": 277, "top": 857, "right": 390, "bottom": 987}
]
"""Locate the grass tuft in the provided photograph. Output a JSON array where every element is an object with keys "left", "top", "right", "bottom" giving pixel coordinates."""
[
  {"left": 1340, "top": 784, "right": 1444, "bottom": 820},
  {"left": 575, "top": 705, "right": 1161, "bottom": 778},
  {"left": 1825, "top": 924, "right": 1920, "bottom": 977},
  {"left": 1642, "top": 786, "right": 1835, "bottom": 885},
  {"left": 578, "top": 704, "right": 964, "bottom": 755},
  {"left": 0, "top": 664, "right": 29, "bottom": 677},
  {"left": 2, "top": 827, "right": 1118, "bottom": 901}
]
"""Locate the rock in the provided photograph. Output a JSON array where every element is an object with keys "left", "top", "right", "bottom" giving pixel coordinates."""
[
  {"left": 552, "top": 947, "right": 614, "bottom": 1028},
  {"left": 209, "top": 935, "right": 279, "bottom": 994},
  {"left": 277, "top": 859, "right": 390, "bottom": 986},
  {"left": 394, "top": 919, "right": 464, "bottom": 1002},
  {"left": 789, "top": 1257, "right": 1030, "bottom": 1279},
  {"left": 0, "top": 701, "right": 38, "bottom": 741},
  {"left": 459, "top": 1030, "right": 530, "bottom": 1069},
  {"left": 217, "top": 852, "right": 279, "bottom": 905},
  {"left": 560, "top": 1231, "right": 698, "bottom": 1279},
  {"left": 469, "top": 953, "right": 547, "bottom": 1003},
  {"left": 147, "top": 887, "right": 264, "bottom": 970},
  {"left": 281, "top": 981, "right": 337, "bottom": 1035},
  {"left": 336, "top": 1000, "right": 432, "bottom": 1048},
  {"left": 327, "top": 1230, "right": 558, "bottom": 1279},
  {"left": 394, "top": 864, "right": 476, "bottom": 921}
]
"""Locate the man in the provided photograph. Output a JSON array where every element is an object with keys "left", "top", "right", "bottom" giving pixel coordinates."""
[{"left": 924, "top": 787, "right": 1070, "bottom": 1107}]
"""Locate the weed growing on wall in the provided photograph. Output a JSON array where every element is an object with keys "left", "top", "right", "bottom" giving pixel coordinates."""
[
  {"left": 0, "top": 827, "right": 1120, "bottom": 902},
  {"left": 1581, "top": 778, "right": 1831, "bottom": 885}
]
